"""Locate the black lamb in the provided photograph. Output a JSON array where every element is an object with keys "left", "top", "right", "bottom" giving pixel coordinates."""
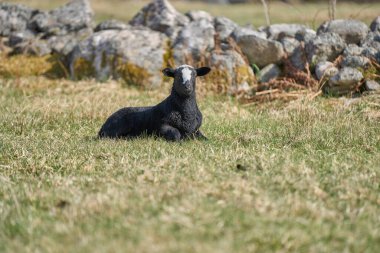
[{"left": 98, "top": 65, "right": 211, "bottom": 141}]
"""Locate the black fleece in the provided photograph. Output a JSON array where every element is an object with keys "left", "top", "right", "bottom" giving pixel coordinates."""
[{"left": 98, "top": 66, "right": 210, "bottom": 141}]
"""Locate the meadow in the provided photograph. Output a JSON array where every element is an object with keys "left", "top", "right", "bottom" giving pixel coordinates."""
[{"left": 1, "top": 0, "right": 380, "bottom": 252}]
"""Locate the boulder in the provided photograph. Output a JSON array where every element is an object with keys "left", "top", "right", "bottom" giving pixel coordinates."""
[
  {"left": 11, "top": 38, "right": 52, "bottom": 56},
  {"left": 29, "top": 0, "right": 93, "bottom": 36},
  {"left": 324, "top": 67, "right": 363, "bottom": 95},
  {"left": 7, "top": 30, "right": 36, "bottom": 47},
  {"left": 370, "top": 16, "right": 380, "bottom": 33},
  {"left": 341, "top": 55, "right": 370, "bottom": 69},
  {"left": 289, "top": 45, "right": 308, "bottom": 70},
  {"left": 68, "top": 27, "right": 168, "bottom": 88},
  {"left": 172, "top": 19, "right": 215, "bottom": 64},
  {"left": 360, "top": 32, "right": 380, "bottom": 63},
  {"left": 264, "top": 24, "right": 315, "bottom": 41},
  {"left": 214, "top": 17, "right": 238, "bottom": 41},
  {"left": 209, "top": 50, "right": 255, "bottom": 93},
  {"left": 48, "top": 35, "right": 79, "bottom": 56},
  {"left": 343, "top": 44, "right": 363, "bottom": 56},
  {"left": 237, "top": 34, "right": 285, "bottom": 67},
  {"left": 364, "top": 80, "right": 380, "bottom": 92},
  {"left": 0, "top": 3, "right": 36, "bottom": 36},
  {"left": 185, "top": 10, "right": 214, "bottom": 23},
  {"left": 280, "top": 37, "right": 300, "bottom": 54},
  {"left": 317, "top": 19, "right": 368, "bottom": 44},
  {"left": 258, "top": 64, "right": 281, "bottom": 83},
  {"left": 305, "top": 32, "right": 346, "bottom": 65},
  {"left": 94, "top": 20, "right": 129, "bottom": 32},
  {"left": 231, "top": 26, "right": 266, "bottom": 40},
  {"left": 129, "top": 0, "right": 189, "bottom": 39},
  {"left": 315, "top": 61, "right": 338, "bottom": 81}
]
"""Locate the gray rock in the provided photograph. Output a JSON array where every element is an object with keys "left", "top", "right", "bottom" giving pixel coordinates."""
[
  {"left": 94, "top": 20, "right": 129, "bottom": 32},
  {"left": 360, "top": 31, "right": 380, "bottom": 46},
  {"left": 130, "top": 0, "right": 189, "bottom": 39},
  {"left": 305, "top": 32, "right": 346, "bottom": 65},
  {"left": 343, "top": 44, "right": 363, "bottom": 56},
  {"left": 237, "top": 34, "right": 285, "bottom": 68},
  {"left": 214, "top": 16, "right": 238, "bottom": 41},
  {"left": 317, "top": 19, "right": 368, "bottom": 44},
  {"left": 362, "top": 47, "right": 380, "bottom": 63},
  {"left": 186, "top": 10, "right": 214, "bottom": 22},
  {"left": 315, "top": 61, "right": 338, "bottom": 81},
  {"left": 210, "top": 50, "right": 255, "bottom": 93},
  {"left": 11, "top": 39, "right": 52, "bottom": 56},
  {"left": 7, "top": 30, "right": 36, "bottom": 47},
  {"left": 364, "top": 80, "right": 380, "bottom": 91},
  {"left": 325, "top": 67, "right": 363, "bottom": 94},
  {"left": 295, "top": 29, "right": 316, "bottom": 43},
  {"left": 29, "top": 0, "right": 93, "bottom": 36},
  {"left": 231, "top": 26, "right": 266, "bottom": 40},
  {"left": 173, "top": 19, "right": 215, "bottom": 64},
  {"left": 360, "top": 32, "right": 380, "bottom": 63},
  {"left": 264, "top": 23, "right": 315, "bottom": 40},
  {"left": 69, "top": 27, "right": 168, "bottom": 88},
  {"left": 289, "top": 45, "right": 308, "bottom": 70},
  {"left": 258, "top": 64, "right": 281, "bottom": 83},
  {"left": 370, "top": 16, "right": 380, "bottom": 32},
  {"left": 280, "top": 37, "right": 300, "bottom": 54},
  {"left": 341, "top": 55, "right": 370, "bottom": 69},
  {"left": 48, "top": 35, "right": 79, "bottom": 56},
  {"left": 0, "top": 3, "right": 36, "bottom": 36}
]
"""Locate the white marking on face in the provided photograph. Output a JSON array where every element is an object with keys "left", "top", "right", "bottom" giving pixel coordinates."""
[{"left": 181, "top": 67, "right": 192, "bottom": 84}]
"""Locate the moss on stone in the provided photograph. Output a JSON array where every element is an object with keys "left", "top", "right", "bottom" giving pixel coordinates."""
[
  {"left": 72, "top": 57, "right": 95, "bottom": 80},
  {"left": 0, "top": 53, "right": 56, "bottom": 78},
  {"left": 116, "top": 58, "right": 152, "bottom": 88}
]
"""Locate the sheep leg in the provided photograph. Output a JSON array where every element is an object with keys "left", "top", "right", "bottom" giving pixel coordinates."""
[
  {"left": 159, "top": 125, "right": 181, "bottom": 142},
  {"left": 191, "top": 130, "right": 208, "bottom": 140}
]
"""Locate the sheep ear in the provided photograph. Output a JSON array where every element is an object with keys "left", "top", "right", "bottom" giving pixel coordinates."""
[
  {"left": 196, "top": 67, "right": 211, "bottom": 76},
  {"left": 162, "top": 68, "right": 175, "bottom": 77}
]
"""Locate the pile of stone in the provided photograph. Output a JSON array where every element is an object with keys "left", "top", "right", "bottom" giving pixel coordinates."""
[{"left": 0, "top": 0, "right": 379, "bottom": 95}]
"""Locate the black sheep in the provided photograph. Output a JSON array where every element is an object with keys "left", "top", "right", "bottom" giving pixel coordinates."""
[{"left": 98, "top": 65, "right": 211, "bottom": 141}]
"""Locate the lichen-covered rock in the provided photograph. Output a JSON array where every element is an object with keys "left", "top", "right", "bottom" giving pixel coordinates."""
[
  {"left": 317, "top": 19, "right": 368, "bottom": 44},
  {"left": 237, "top": 34, "right": 284, "bottom": 67},
  {"left": 315, "top": 61, "right": 338, "bottom": 81},
  {"left": 7, "top": 30, "right": 36, "bottom": 47},
  {"left": 209, "top": 50, "right": 255, "bottom": 93},
  {"left": 29, "top": 0, "right": 93, "bottom": 36},
  {"left": 231, "top": 26, "right": 266, "bottom": 40},
  {"left": 280, "top": 37, "right": 300, "bottom": 54},
  {"left": 258, "top": 64, "right": 281, "bottom": 83},
  {"left": 305, "top": 32, "right": 346, "bottom": 65},
  {"left": 0, "top": 3, "right": 36, "bottom": 36},
  {"left": 324, "top": 67, "right": 363, "bottom": 95},
  {"left": 264, "top": 24, "right": 315, "bottom": 40},
  {"left": 370, "top": 16, "right": 380, "bottom": 32},
  {"left": 130, "top": 0, "right": 189, "bottom": 39},
  {"left": 172, "top": 19, "right": 215, "bottom": 64},
  {"left": 185, "top": 10, "right": 214, "bottom": 22},
  {"left": 68, "top": 27, "right": 168, "bottom": 88},
  {"left": 364, "top": 80, "right": 380, "bottom": 91},
  {"left": 343, "top": 44, "right": 363, "bottom": 56},
  {"left": 341, "top": 55, "right": 370, "bottom": 69},
  {"left": 11, "top": 38, "right": 52, "bottom": 56},
  {"left": 94, "top": 20, "right": 129, "bottom": 32},
  {"left": 214, "top": 16, "right": 238, "bottom": 41},
  {"left": 48, "top": 35, "right": 79, "bottom": 56}
]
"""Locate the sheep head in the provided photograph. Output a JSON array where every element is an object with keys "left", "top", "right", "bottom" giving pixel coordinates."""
[{"left": 163, "top": 65, "right": 211, "bottom": 97}]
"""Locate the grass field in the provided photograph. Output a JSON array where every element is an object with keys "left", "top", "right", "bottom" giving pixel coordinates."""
[
  {"left": 1, "top": 0, "right": 380, "bottom": 252},
  {"left": 0, "top": 77, "right": 380, "bottom": 252}
]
